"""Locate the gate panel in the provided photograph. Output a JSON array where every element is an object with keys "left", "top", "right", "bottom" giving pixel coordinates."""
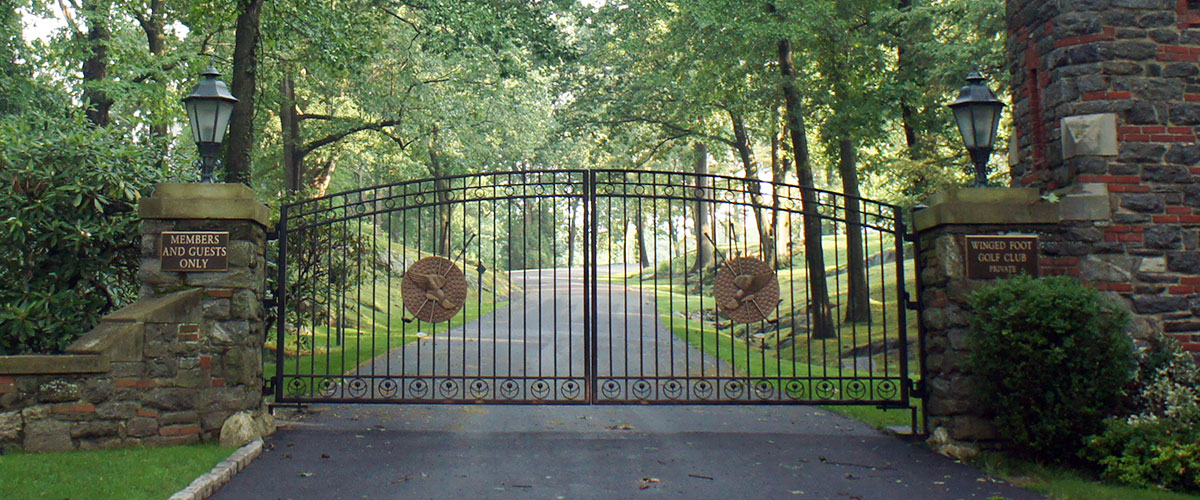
[
  {"left": 589, "top": 170, "right": 910, "bottom": 405},
  {"left": 275, "top": 171, "right": 589, "bottom": 403}
]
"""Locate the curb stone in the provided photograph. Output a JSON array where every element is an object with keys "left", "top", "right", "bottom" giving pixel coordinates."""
[{"left": 167, "top": 439, "right": 263, "bottom": 500}]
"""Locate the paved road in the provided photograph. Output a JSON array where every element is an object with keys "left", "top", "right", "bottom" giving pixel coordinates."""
[{"left": 211, "top": 404, "right": 1044, "bottom": 500}]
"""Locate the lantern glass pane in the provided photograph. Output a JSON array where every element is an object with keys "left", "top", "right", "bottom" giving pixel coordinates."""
[
  {"left": 186, "top": 100, "right": 202, "bottom": 144},
  {"left": 973, "top": 105, "right": 998, "bottom": 149},
  {"left": 986, "top": 104, "right": 1003, "bottom": 151},
  {"left": 953, "top": 106, "right": 977, "bottom": 149},
  {"left": 190, "top": 99, "right": 220, "bottom": 142},
  {"left": 214, "top": 100, "right": 236, "bottom": 144}
]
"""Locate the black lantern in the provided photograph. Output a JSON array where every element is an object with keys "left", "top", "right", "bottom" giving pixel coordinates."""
[
  {"left": 182, "top": 64, "right": 238, "bottom": 183},
  {"left": 949, "top": 71, "right": 1004, "bottom": 187}
]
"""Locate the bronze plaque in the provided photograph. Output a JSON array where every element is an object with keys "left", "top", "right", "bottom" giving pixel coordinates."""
[
  {"left": 965, "top": 235, "right": 1039, "bottom": 279},
  {"left": 160, "top": 231, "right": 229, "bottom": 272},
  {"left": 714, "top": 257, "right": 780, "bottom": 324},
  {"left": 402, "top": 256, "right": 468, "bottom": 324}
]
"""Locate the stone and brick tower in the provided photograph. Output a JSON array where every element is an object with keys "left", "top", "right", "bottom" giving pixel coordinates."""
[{"left": 1007, "top": 0, "right": 1200, "bottom": 349}]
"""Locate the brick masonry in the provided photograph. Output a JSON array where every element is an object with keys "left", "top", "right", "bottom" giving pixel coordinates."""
[
  {"left": 0, "top": 184, "right": 269, "bottom": 452},
  {"left": 1008, "top": 0, "right": 1200, "bottom": 353}
]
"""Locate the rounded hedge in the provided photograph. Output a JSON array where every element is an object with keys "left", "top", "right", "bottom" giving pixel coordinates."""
[{"left": 968, "top": 274, "right": 1134, "bottom": 462}]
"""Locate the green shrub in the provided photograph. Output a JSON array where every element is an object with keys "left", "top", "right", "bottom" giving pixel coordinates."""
[
  {"left": 1081, "top": 332, "right": 1200, "bottom": 492},
  {"left": 0, "top": 110, "right": 162, "bottom": 354},
  {"left": 968, "top": 274, "right": 1134, "bottom": 462}
]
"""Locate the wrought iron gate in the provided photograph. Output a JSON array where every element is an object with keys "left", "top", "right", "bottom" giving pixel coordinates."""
[{"left": 272, "top": 169, "right": 913, "bottom": 409}]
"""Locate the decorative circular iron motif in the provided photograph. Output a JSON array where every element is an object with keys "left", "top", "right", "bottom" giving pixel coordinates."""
[
  {"left": 439, "top": 378, "right": 460, "bottom": 399},
  {"left": 499, "top": 379, "right": 520, "bottom": 399},
  {"left": 784, "top": 379, "right": 807, "bottom": 400},
  {"left": 692, "top": 379, "right": 714, "bottom": 400},
  {"left": 379, "top": 378, "right": 399, "bottom": 398},
  {"left": 402, "top": 256, "right": 468, "bottom": 323},
  {"left": 561, "top": 380, "right": 582, "bottom": 400},
  {"left": 318, "top": 377, "right": 339, "bottom": 398},
  {"left": 468, "top": 379, "right": 490, "bottom": 399},
  {"left": 408, "top": 378, "right": 430, "bottom": 398},
  {"left": 531, "top": 379, "right": 552, "bottom": 400},
  {"left": 631, "top": 379, "right": 653, "bottom": 400},
  {"left": 662, "top": 379, "right": 684, "bottom": 400},
  {"left": 347, "top": 377, "right": 368, "bottom": 398},
  {"left": 714, "top": 257, "right": 780, "bottom": 324}
]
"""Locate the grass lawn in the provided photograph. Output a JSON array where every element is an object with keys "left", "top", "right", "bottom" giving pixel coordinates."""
[{"left": 0, "top": 443, "right": 235, "bottom": 500}]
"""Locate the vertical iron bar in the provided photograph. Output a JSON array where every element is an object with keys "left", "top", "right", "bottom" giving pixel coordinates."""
[{"left": 274, "top": 211, "right": 288, "bottom": 402}]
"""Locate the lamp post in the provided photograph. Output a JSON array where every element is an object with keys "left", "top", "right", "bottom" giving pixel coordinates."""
[
  {"left": 948, "top": 71, "right": 1004, "bottom": 187},
  {"left": 183, "top": 64, "right": 238, "bottom": 183}
]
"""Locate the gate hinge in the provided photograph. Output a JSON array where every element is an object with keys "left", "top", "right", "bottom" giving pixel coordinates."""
[
  {"left": 903, "top": 291, "right": 919, "bottom": 311},
  {"left": 911, "top": 379, "right": 926, "bottom": 398},
  {"left": 266, "top": 221, "right": 282, "bottom": 241},
  {"left": 263, "top": 297, "right": 278, "bottom": 309},
  {"left": 903, "top": 232, "right": 918, "bottom": 243},
  {"left": 262, "top": 377, "right": 275, "bottom": 396}
]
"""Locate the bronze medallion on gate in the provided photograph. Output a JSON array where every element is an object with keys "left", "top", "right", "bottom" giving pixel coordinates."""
[
  {"left": 714, "top": 257, "right": 780, "bottom": 324},
  {"left": 402, "top": 256, "right": 468, "bottom": 323}
]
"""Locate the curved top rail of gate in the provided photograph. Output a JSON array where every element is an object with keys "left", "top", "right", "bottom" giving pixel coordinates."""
[{"left": 281, "top": 169, "right": 902, "bottom": 234}]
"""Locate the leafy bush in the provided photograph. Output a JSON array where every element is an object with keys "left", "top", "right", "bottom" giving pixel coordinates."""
[
  {"left": 1081, "top": 333, "right": 1200, "bottom": 492},
  {"left": 0, "top": 110, "right": 162, "bottom": 354},
  {"left": 968, "top": 274, "right": 1134, "bottom": 462}
]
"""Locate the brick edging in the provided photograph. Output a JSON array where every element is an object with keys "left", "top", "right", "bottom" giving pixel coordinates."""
[{"left": 167, "top": 439, "right": 263, "bottom": 500}]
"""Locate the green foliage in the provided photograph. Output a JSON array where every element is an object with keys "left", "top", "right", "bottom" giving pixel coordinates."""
[
  {"left": 0, "top": 110, "right": 162, "bottom": 354},
  {"left": 1080, "top": 333, "right": 1200, "bottom": 493},
  {"left": 968, "top": 275, "right": 1134, "bottom": 462},
  {"left": 1083, "top": 419, "right": 1200, "bottom": 493}
]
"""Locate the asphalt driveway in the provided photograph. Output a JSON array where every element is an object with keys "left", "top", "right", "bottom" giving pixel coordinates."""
[{"left": 209, "top": 403, "right": 1044, "bottom": 500}]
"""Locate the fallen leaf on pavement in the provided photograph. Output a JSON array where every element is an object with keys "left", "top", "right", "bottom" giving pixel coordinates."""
[
  {"left": 639, "top": 477, "right": 660, "bottom": 490},
  {"left": 320, "top": 453, "right": 330, "bottom": 459},
  {"left": 298, "top": 472, "right": 312, "bottom": 477}
]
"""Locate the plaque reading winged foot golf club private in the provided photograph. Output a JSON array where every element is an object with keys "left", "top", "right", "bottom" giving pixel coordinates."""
[
  {"left": 965, "top": 235, "right": 1039, "bottom": 279},
  {"left": 714, "top": 256, "right": 780, "bottom": 324},
  {"left": 402, "top": 256, "right": 468, "bottom": 323},
  {"left": 160, "top": 231, "right": 229, "bottom": 272}
]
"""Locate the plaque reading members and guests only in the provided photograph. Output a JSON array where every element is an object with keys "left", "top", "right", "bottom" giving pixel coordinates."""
[
  {"left": 964, "top": 235, "right": 1038, "bottom": 279},
  {"left": 160, "top": 231, "right": 229, "bottom": 272}
]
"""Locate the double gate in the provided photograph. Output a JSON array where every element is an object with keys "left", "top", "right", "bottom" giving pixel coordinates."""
[{"left": 272, "top": 169, "right": 914, "bottom": 409}]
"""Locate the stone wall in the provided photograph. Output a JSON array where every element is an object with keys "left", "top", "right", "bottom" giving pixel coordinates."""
[
  {"left": 0, "top": 291, "right": 231, "bottom": 452},
  {"left": 1006, "top": 0, "right": 1200, "bottom": 353},
  {"left": 0, "top": 183, "right": 271, "bottom": 452}
]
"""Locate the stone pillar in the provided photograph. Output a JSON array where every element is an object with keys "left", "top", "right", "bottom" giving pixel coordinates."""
[
  {"left": 136, "top": 183, "right": 269, "bottom": 439},
  {"left": 914, "top": 186, "right": 1110, "bottom": 445}
]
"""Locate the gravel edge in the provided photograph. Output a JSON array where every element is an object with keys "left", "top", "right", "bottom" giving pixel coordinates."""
[{"left": 166, "top": 439, "right": 263, "bottom": 500}]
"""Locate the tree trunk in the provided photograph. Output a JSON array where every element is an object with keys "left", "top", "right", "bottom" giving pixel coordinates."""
[
  {"left": 730, "top": 111, "right": 773, "bottom": 267},
  {"left": 838, "top": 139, "right": 870, "bottom": 323},
  {"left": 635, "top": 209, "right": 650, "bottom": 267},
  {"left": 428, "top": 127, "right": 451, "bottom": 257},
  {"left": 222, "top": 0, "right": 264, "bottom": 184},
  {"left": 897, "top": 0, "right": 920, "bottom": 159},
  {"left": 778, "top": 38, "right": 835, "bottom": 340},
  {"left": 281, "top": 75, "right": 302, "bottom": 192},
  {"left": 81, "top": 0, "right": 112, "bottom": 127},
  {"left": 690, "top": 143, "right": 714, "bottom": 274},
  {"left": 137, "top": 0, "right": 168, "bottom": 166}
]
